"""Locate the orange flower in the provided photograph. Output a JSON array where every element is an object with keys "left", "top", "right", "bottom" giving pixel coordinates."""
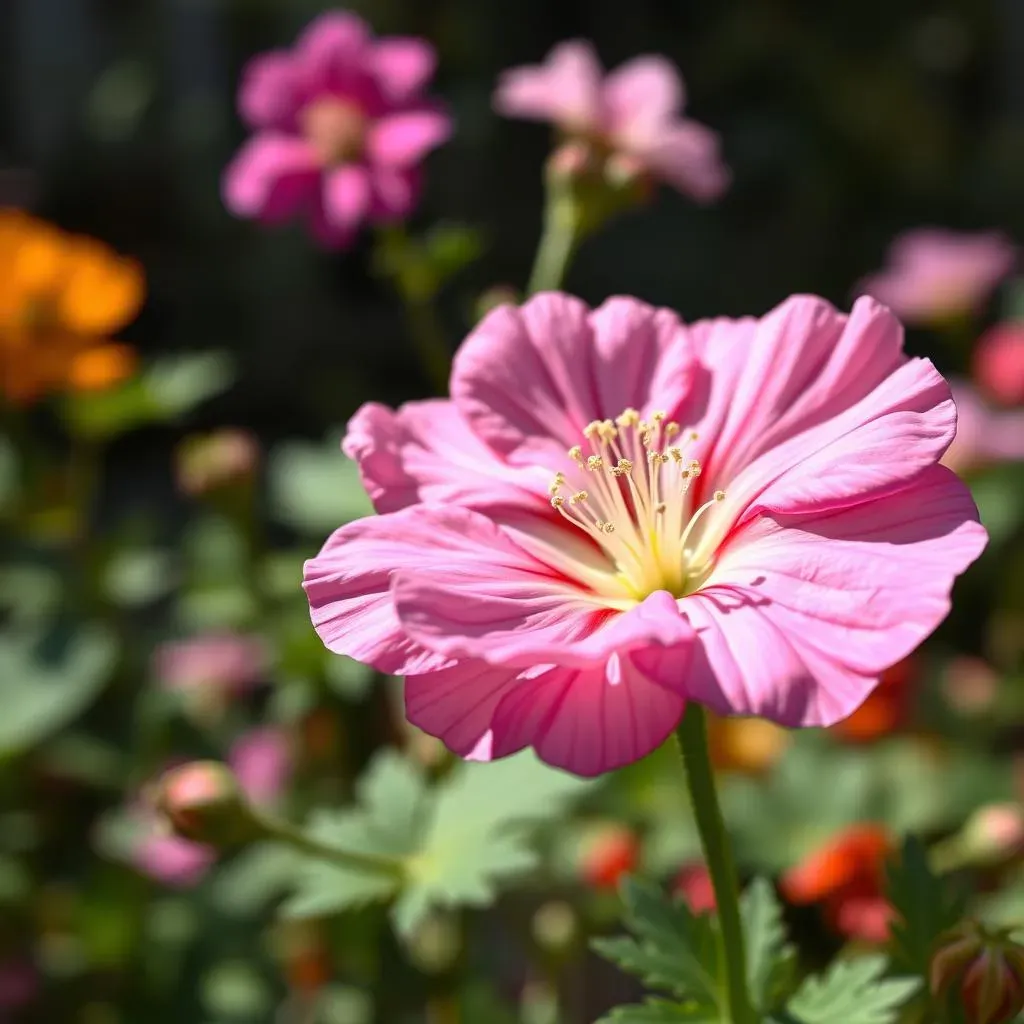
[
  {"left": 781, "top": 824, "right": 894, "bottom": 943},
  {"left": 579, "top": 824, "right": 640, "bottom": 889},
  {"left": 0, "top": 209, "right": 142, "bottom": 403},
  {"left": 831, "top": 656, "right": 916, "bottom": 743},
  {"left": 708, "top": 712, "right": 791, "bottom": 774}
]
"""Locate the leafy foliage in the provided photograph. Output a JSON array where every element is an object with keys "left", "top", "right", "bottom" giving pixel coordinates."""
[
  {"left": 281, "top": 749, "right": 593, "bottom": 935},
  {"left": 886, "top": 834, "right": 966, "bottom": 976},
  {"left": 783, "top": 955, "right": 920, "bottom": 1024},
  {"left": 741, "top": 878, "right": 797, "bottom": 1012}
]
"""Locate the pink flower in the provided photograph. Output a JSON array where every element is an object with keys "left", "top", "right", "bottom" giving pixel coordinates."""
[
  {"left": 304, "top": 292, "right": 986, "bottom": 777},
  {"left": 0, "top": 959, "right": 37, "bottom": 1011},
  {"left": 974, "top": 321, "right": 1024, "bottom": 406},
  {"left": 229, "top": 727, "right": 293, "bottom": 807},
  {"left": 154, "top": 634, "right": 268, "bottom": 695},
  {"left": 941, "top": 381, "right": 1024, "bottom": 475},
  {"left": 494, "top": 42, "right": 728, "bottom": 202},
  {"left": 223, "top": 11, "right": 451, "bottom": 247},
  {"left": 134, "top": 827, "right": 217, "bottom": 889},
  {"left": 858, "top": 229, "right": 1016, "bottom": 325}
]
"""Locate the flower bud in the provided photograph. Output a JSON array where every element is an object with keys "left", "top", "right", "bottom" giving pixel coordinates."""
[
  {"left": 962, "top": 803, "right": 1024, "bottom": 863},
  {"left": 175, "top": 429, "right": 259, "bottom": 496},
  {"left": 931, "top": 922, "right": 1024, "bottom": 1024},
  {"left": 153, "top": 761, "right": 258, "bottom": 847},
  {"left": 546, "top": 140, "right": 594, "bottom": 185},
  {"left": 579, "top": 824, "right": 639, "bottom": 890}
]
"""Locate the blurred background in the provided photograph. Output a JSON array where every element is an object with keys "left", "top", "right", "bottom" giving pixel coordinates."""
[{"left": 3, "top": 1, "right": 1024, "bottom": 1022}]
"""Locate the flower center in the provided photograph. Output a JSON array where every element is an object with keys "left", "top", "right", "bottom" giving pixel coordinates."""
[
  {"left": 547, "top": 409, "right": 724, "bottom": 603},
  {"left": 300, "top": 98, "right": 367, "bottom": 167}
]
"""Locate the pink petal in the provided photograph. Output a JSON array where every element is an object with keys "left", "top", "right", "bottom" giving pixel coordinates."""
[
  {"left": 295, "top": 11, "right": 371, "bottom": 94},
  {"left": 683, "top": 465, "right": 987, "bottom": 726},
  {"left": 635, "top": 120, "right": 730, "bottom": 201},
  {"left": 494, "top": 41, "right": 604, "bottom": 131},
  {"left": 487, "top": 659, "right": 688, "bottom": 776},
  {"left": 603, "top": 55, "right": 685, "bottom": 145},
  {"left": 688, "top": 295, "right": 906, "bottom": 491},
  {"left": 451, "top": 294, "right": 697, "bottom": 467},
  {"left": 238, "top": 52, "right": 302, "bottom": 130},
  {"left": 135, "top": 834, "right": 215, "bottom": 888},
  {"left": 396, "top": 575, "right": 694, "bottom": 672},
  {"left": 229, "top": 727, "right": 292, "bottom": 806},
  {"left": 323, "top": 164, "right": 370, "bottom": 233},
  {"left": 368, "top": 110, "right": 452, "bottom": 167},
  {"left": 342, "top": 399, "right": 549, "bottom": 515},
  {"left": 373, "top": 38, "right": 437, "bottom": 101},
  {"left": 222, "top": 134, "right": 320, "bottom": 222},
  {"left": 368, "top": 165, "right": 420, "bottom": 218}
]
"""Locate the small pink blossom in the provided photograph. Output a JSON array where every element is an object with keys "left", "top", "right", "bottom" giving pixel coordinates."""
[
  {"left": 305, "top": 292, "right": 986, "bottom": 777},
  {"left": 223, "top": 11, "right": 451, "bottom": 247},
  {"left": 229, "top": 727, "right": 293, "bottom": 807},
  {"left": 859, "top": 229, "right": 1016, "bottom": 325},
  {"left": 941, "top": 381, "right": 1024, "bottom": 475},
  {"left": 494, "top": 42, "right": 728, "bottom": 202},
  {"left": 134, "top": 826, "right": 217, "bottom": 889},
  {"left": 154, "top": 633, "right": 268, "bottom": 696},
  {"left": 974, "top": 321, "right": 1024, "bottom": 406}
]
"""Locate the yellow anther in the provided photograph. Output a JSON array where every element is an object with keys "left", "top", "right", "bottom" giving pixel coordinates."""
[
  {"left": 602, "top": 522, "right": 616, "bottom": 534},
  {"left": 568, "top": 445, "right": 583, "bottom": 462},
  {"left": 713, "top": 490, "right": 726, "bottom": 502},
  {"left": 611, "top": 458, "right": 633, "bottom": 477},
  {"left": 550, "top": 495, "right": 565, "bottom": 508},
  {"left": 616, "top": 408, "right": 640, "bottom": 427},
  {"left": 655, "top": 502, "right": 667, "bottom": 514},
  {"left": 651, "top": 410, "right": 666, "bottom": 422},
  {"left": 668, "top": 447, "right": 683, "bottom": 463},
  {"left": 570, "top": 490, "right": 588, "bottom": 504},
  {"left": 587, "top": 455, "right": 604, "bottom": 471},
  {"left": 665, "top": 422, "right": 681, "bottom": 438},
  {"left": 583, "top": 421, "right": 603, "bottom": 439}
]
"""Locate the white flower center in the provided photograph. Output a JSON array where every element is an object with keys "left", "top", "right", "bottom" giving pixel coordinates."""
[{"left": 547, "top": 409, "right": 724, "bottom": 603}]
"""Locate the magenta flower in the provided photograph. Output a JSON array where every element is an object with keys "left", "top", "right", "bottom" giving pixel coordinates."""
[
  {"left": 154, "top": 633, "right": 268, "bottom": 696},
  {"left": 858, "top": 229, "right": 1016, "bottom": 326},
  {"left": 223, "top": 11, "right": 451, "bottom": 247},
  {"left": 305, "top": 292, "right": 986, "bottom": 777},
  {"left": 494, "top": 42, "right": 728, "bottom": 202},
  {"left": 941, "top": 381, "right": 1024, "bottom": 475}
]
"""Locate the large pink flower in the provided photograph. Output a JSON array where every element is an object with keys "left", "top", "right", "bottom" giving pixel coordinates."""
[
  {"left": 305, "top": 293, "right": 986, "bottom": 776},
  {"left": 858, "top": 229, "right": 1016, "bottom": 326},
  {"left": 223, "top": 11, "right": 451, "bottom": 247},
  {"left": 494, "top": 42, "right": 728, "bottom": 202}
]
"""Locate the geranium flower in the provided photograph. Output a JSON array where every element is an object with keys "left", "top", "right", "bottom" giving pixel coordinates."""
[
  {"left": 974, "top": 320, "right": 1024, "bottom": 406},
  {"left": 858, "top": 229, "right": 1015, "bottom": 326},
  {"left": 941, "top": 381, "right": 1024, "bottom": 475},
  {"left": 494, "top": 42, "right": 728, "bottom": 201},
  {"left": 0, "top": 209, "right": 141, "bottom": 403},
  {"left": 305, "top": 292, "right": 986, "bottom": 777},
  {"left": 223, "top": 11, "right": 451, "bottom": 247},
  {"left": 781, "top": 824, "right": 894, "bottom": 943},
  {"left": 674, "top": 862, "right": 716, "bottom": 915}
]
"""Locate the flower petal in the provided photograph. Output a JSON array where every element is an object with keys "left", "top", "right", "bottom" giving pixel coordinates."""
[
  {"left": 451, "top": 294, "right": 697, "bottom": 466},
  {"left": 486, "top": 658, "right": 688, "bottom": 776},
  {"left": 603, "top": 55, "right": 685, "bottom": 146},
  {"left": 368, "top": 166, "right": 420, "bottom": 218},
  {"left": 368, "top": 110, "right": 452, "bottom": 167},
  {"left": 342, "top": 399, "right": 549, "bottom": 515},
  {"left": 222, "top": 134, "right": 320, "bottom": 222},
  {"left": 683, "top": 465, "right": 987, "bottom": 727},
  {"left": 373, "top": 38, "right": 437, "bottom": 101},
  {"left": 238, "top": 52, "right": 301, "bottom": 130},
  {"left": 323, "top": 164, "right": 371, "bottom": 233},
  {"left": 634, "top": 120, "right": 730, "bottom": 201},
  {"left": 295, "top": 11, "right": 371, "bottom": 94},
  {"left": 493, "top": 41, "right": 603, "bottom": 130}
]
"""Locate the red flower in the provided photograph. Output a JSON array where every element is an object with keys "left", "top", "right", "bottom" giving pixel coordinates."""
[
  {"left": 781, "top": 825, "right": 894, "bottom": 943},
  {"left": 673, "top": 862, "right": 716, "bottom": 915},
  {"left": 831, "top": 657, "right": 915, "bottom": 743},
  {"left": 580, "top": 825, "right": 639, "bottom": 889}
]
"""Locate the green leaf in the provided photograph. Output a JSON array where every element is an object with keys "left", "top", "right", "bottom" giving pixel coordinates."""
[
  {"left": 101, "top": 548, "right": 176, "bottom": 608},
  {"left": 596, "top": 999, "right": 719, "bottom": 1022},
  {"left": 785, "top": 955, "right": 921, "bottom": 1024},
  {"left": 0, "top": 627, "right": 118, "bottom": 757},
  {"left": 268, "top": 436, "right": 373, "bottom": 534},
  {"left": 969, "top": 464, "right": 1024, "bottom": 546},
  {"left": 592, "top": 878, "right": 720, "bottom": 1010},
  {"left": 742, "top": 877, "right": 796, "bottom": 1012},
  {"left": 323, "top": 655, "right": 375, "bottom": 701},
  {"left": 391, "top": 751, "right": 593, "bottom": 935},
  {"left": 62, "top": 353, "right": 234, "bottom": 438},
  {"left": 0, "top": 435, "right": 18, "bottom": 513},
  {"left": 212, "top": 844, "right": 299, "bottom": 916},
  {"left": 886, "top": 834, "right": 965, "bottom": 976}
]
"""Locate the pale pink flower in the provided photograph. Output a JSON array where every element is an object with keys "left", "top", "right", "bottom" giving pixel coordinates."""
[
  {"left": 154, "top": 633, "right": 268, "bottom": 695},
  {"left": 858, "top": 229, "right": 1016, "bottom": 325},
  {"left": 941, "top": 381, "right": 1024, "bottom": 475},
  {"left": 305, "top": 293, "right": 986, "bottom": 777},
  {"left": 229, "top": 727, "right": 293, "bottom": 807},
  {"left": 974, "top": 321, "right": 1024, "bottom": 406},
  {"left": 223, "top": 11, "right": 451, "bottom": 247},
  {"left": 134, "top": 826, "right": 217, "bottom": 889},
  {"left": 494, "top": 42, "right": 728, "bottom": 202}
]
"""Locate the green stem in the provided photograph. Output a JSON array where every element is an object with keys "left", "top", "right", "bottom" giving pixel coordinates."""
[
  {"left": 403, "top": 296, "right": 451, "bottom": 396},
  {"left": 256, "top": 812, "right": 406, "bottom": 879},
  {"left": 526, "top": 194, "right": 581, "bottom": 296},
  {"left": 675, "top": 704, "right": 756, "bottom": 1024}
]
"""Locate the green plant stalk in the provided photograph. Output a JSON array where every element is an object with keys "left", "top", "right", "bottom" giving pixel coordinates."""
[
  {"left": 526, "top": 194, "right": 581, "bottom": 296},
  {"left": 255, "top": 812, "right": 406, "bottom": 879},
  {"left": 675, "top": 704, "right": 756, "bottom": 1024}
]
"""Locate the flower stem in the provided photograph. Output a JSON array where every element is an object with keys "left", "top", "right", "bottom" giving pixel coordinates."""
[
  {"left": 255, "top": 813, "right": 406, "bottom": 879},
  {"left": 675, "top": 704, "right": 756, "bottom": 1024},
  {"left": 526, "top": 194, "right": 580, "bottom": 296}
]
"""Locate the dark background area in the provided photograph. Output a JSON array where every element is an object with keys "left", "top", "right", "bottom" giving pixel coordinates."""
[{"left": 4, "top": 0, "right": 1023, "bottom": 439}]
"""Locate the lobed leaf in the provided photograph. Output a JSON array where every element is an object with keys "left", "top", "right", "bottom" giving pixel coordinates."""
[{"left": 785, "top": 955, "right": 921, "bottom": 1024}]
